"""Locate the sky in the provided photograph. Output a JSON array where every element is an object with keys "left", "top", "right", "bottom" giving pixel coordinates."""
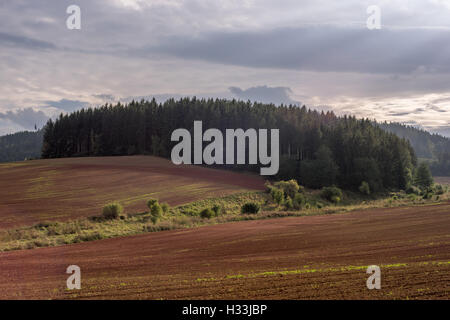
[{"left": 0, "top": 0, "right": 449, "bottom": 137}]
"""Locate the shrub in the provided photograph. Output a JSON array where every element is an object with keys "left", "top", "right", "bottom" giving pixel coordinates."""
[
  {"left": 212, "top": 204, "right": 222, "bottom": 216},
  {"left": 423, "top": 192, "right": 433, "bottom": 200},
  {"left": 406, "top": 185, "right": 420, "bottom": 195},
  {"left": 151, "top": 203, "right": 163, "bottom": 218},
  {"left": 161, "top": 202, "right": 170, "bottom": 214},
  {"left": 274, "top": 180, "right": 300, "bottom": 198},
  {"left": 320, "top": 186, "right": 343, "bottom": 203},
  {"left": 241, "top": 202, "right": 261, "bottom": 214},
  {"left": 200, "top": 208, "right": 215, "bottom": 219},
  {"left": 434, "top": 184, "right": 445, "bottom": 195},
  {"left": 264, "top": 181, "right": 273, "bottom": 193},
  {"left": 330, "top": 196, "right": 341, "bottom": 204},
  {"left": 150, "top": 215, "right": 159, "bottom": 224},
  {"left": 284, "top": 196, "right": 293, "bottom": 210},
  {"left": 359, "top": 181, "right": 370, "bottom": 195},
  {"left": 147, "top": 199, "right": 159, "bottom": 209},
  {"left": 270, "top": 188, "right": 284, "bottom": 205},
  {"left": 73, "top": 232, "right": 104, "bottom": 243},
  {"left": 102, "top": 203, "right": 123, "bottom": 220},
  {"left": 33, "top": 221, "right": 55, "bottom": 229},
  {"left": 293, "top": 193, "right": 306, "bottom": 210}
]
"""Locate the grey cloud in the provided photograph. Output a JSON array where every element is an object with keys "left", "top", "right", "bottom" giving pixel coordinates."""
[
  {"left": 0, "top": 108, "right": 49, "bottom": 130},
  {"left": 151, "top": 26, "right": 450, "bottom": 74},
  {"left": 229, "top": 85, "right": 299, "bottom": 105},
  {"left": 427, "top": 104, "right": 447, "bottom": 113},
  {"left": 43, "top": 99, "right": 90, "bottom": 112},
  {"left": 0, "top": 32, "right": 56, "bottom": 50}
]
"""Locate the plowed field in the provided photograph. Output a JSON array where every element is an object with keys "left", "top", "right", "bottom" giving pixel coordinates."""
[
  {"left": 0, "top": 202, "right": 448, "bottom": 299},
  {"left": 0, "top": 156, "right": 264, "bottom": 230}
]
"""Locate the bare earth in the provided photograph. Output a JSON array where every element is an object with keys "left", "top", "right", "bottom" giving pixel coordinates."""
[
  {"left": 0, "top": 156, "right": 265, "bottom": 230},
  {"left": 0, "top": 202, "right": 448, "bottom": 300}
]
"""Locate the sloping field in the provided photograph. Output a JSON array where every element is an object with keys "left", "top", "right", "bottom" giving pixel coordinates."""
[
  {"left": 0, "top": 156, "right": 264, "bottom": 230},
  {"left": 0, "top": 202, "right": 448, "bottom": 299}
]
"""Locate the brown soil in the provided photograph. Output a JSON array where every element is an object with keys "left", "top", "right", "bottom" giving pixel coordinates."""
[
  {"left": 0, "top": 156, "right": 265, "bottom": 229},
  {"left": 0, "top": 202, "right": 448, "bottom": 299}
]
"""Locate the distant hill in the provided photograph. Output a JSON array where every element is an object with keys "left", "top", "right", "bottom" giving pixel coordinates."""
[
  {"left": 377, "top": 122, "right": 450, "bottom": 176},
  {"left": 0, "top": 130, "right": 43, "bottom": 163}
]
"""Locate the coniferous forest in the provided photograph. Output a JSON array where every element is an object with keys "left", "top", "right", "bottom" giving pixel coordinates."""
[
  {"left": 0, "top": 130, "right": 43, "bottom": 163},
  {"left": 41, "top": 98, "right": 418, "bottom": 192}
]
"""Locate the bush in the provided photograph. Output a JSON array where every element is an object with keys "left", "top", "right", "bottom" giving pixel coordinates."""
[
  {"left": 212, "top": 204, "right": 222, "bottom": 216},
  {"left": 284, "top": 196, "right": 293, "bottom": 210},
  {"left": 241, "top": 202, "right": 261, "bottom": 214},
  {"left": 406, "top": 185, "right": 420, "bottom": 195},
  {"left": 434, "top": 184, "right": 445, "bottom": 195},
  {"left": 200, "top": 208, "right": 215, "bottom": 219},
  {"left": 293, "top": 193, "right": 306, "bottom": 210},
  {"left": 359, "top": 181, "right": 370, "bottom": 195},
  {"left": 147, "top": 199, "right": 159, "bottom": 209},
  {"left": 73, "top": 232, "right": 104, "bottom": 243},
  {"left": 331, "top": 196, "right": 341, "bottom": 204},
  {"left": 270, "top": 188, "right": 284, "bottom": 205},
  {"left": 102, "top": 203, "right": 123, "bottom": 220},
  {"left": 320, "top": 186, "right": 343, "bottom": 203},
  {"left": 274, "top": 180, "right": 300, "bottom": 198},
  {"left": 151, "top": 203, "right": 163, "bottom": 218},
  {"left": 161, "top": 202, "right": 170, "bottom": 214},
  {"left": 423, "top": 192, "right": 433, "bottom": 200}
]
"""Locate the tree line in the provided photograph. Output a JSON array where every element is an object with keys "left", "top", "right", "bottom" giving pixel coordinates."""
[
  {"left": 42, "top": 97, "right": 418, "bottom": 191},
  {"left": 0, "top": 130, "right": 43, "bottom": 163}
]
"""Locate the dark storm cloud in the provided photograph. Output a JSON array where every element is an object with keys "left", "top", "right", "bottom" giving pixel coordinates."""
[
  {"left": 151, "top": 26, "right": 450, "bottom": 74},
  {"left": 0, "top": 108, "right": 49, "bottom": 129},
  {"left": 229, "top": 86, "right": 300, "bottom": 105}
]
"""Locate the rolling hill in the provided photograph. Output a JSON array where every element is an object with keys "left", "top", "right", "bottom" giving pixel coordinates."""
[{"left": 0, "top": 156, "right": 264, "bottom": 230}]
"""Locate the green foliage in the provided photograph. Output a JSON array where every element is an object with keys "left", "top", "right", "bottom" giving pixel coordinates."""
[
  {"left": 414, "top": 162, "right": 434, "bottom": 189},
  {"left": 161, "top": 202, "right": 170, "bottom": 214},
  {"left": 0, "top": 130, "right": 43, "bottom": 163},
  {"left": 212, "top": 204, "right": 222, "bottom": 216},
  {"left": 284, "top": 196, "right": 294, "bottom": 210},
  {"left": 358, "top": 181, "right": 371, "bottom": 195},
  {"left": 151, "top": 203, "right": 163, "bottom": 217},
  {"left": 41, "top": 98, "right": 418, "bottom": 191},
  {"left": 320, "top": 186, "right": 343, "bottom": 203},
  {"left": 434, "top": 184, "right": 445, "bottom": 195},
  {"left": 200, "top": 208, "right": 214, "bottom": 219},
  {"left": 102, "top": 203, "right": 123, "bottom": 220},
  {"left": 270, "top": 188, "right": 284, "bottom": 205},
  {"left": 147, "top": 199, "right": 158, "bottom": 209},
  {"left": 300, "top": 145, "right": 339, "bottom": 188},
  {"left": 241, "top": 202, "right": 261, "bottom": 214},
  {"left": 406, "top": 185, "right": 420, "bottom": 195},
  {"left": 293, "top": 193, "right": 306, "bottom": 210},
  {"left": 274, "top": 180, "right": 300, "bottom": 199}
]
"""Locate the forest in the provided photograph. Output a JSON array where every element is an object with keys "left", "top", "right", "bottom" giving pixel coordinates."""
[
  {"left": 41, "top": 98, "right": 418, "bottom": 192},
  {"left": 0, "top": 130, "right": 43, "bottom": 163},
  {"left": 377, "top": 122, "right": 450, "bottom": 176}
]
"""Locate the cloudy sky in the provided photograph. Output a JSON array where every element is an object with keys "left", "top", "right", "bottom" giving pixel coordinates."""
[{"left": 1, "top": 0, "right": 449, "bottom": 136}]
